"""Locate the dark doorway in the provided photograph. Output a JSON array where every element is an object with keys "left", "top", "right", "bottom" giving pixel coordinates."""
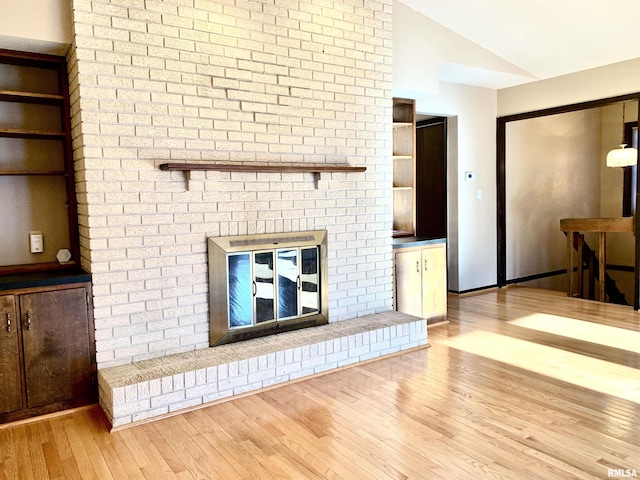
[{"left": 416, "top": 118, "right": 447, "bottom": 239}]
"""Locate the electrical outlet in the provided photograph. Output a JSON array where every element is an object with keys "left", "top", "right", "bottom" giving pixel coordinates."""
[{"left": 30, "top": 231, "right": 43, "bottom": 254}]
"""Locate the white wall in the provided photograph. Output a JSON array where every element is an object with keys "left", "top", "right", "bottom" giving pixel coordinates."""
[
  {"left": 0, "top": 0, "right": 72, "bottom": 55},
  {"left": 392, "top": 1, "right": 439, "bottom": 98},
  {"left": 392, "top": 0, "right": 534, "bottom": 96},
  {"left": 499, "top": 59, "right": 640, "bottom": 117},
  {"left": 505, "top": 109, "right": 602, "bottom": 283},
  {"left": 416, "top": 83, "right": 497, "bottom": 292}
]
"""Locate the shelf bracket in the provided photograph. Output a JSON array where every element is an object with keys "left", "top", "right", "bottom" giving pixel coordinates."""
[{"left": 183, "top": 170, "right": 206, "bottom": 191}]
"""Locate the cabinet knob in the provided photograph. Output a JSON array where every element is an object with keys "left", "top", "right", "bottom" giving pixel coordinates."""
[
  {"left": 5, "top": 313, "right": 10, "bottom": 333},
  {"left": 424, "top": 259, "right": 428, "bottom": 271},
  {"left": 416, "top": 261, "right": 420, "bottom": 273},
  {"left": 27, "top": 312, "right": 32, "bottom": 330}
]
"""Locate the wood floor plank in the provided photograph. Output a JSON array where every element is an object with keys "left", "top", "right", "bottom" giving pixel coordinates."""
[
  {"left": 0, "top": 429, "right": 19, "bottom": 480},
  {"left": 60, "top": 414, "right": 108, "bottom": 480},
  {"left": 12, "top": 426, "right": 35, "bottom": 479},
  {"left": 156, "top": 415, "right": 240, "bottom": 480},
  {"left": 118, "top": 424, "right": 178, "bottom": 479}
]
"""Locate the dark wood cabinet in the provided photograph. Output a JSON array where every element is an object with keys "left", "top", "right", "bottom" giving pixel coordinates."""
[
  {"left": 21, "top": 288, "right": 93, "bottom": 408},
  {"left": 0, "top": 281, "right": 95, "bottom": 423},
  {"left": 0, "top": 295, "right": 23, "bottom": 415}
]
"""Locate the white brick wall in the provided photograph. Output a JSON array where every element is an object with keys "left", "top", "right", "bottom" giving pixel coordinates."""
[{"left": 69, "top": 0, "right": 394, "bottom": 368}]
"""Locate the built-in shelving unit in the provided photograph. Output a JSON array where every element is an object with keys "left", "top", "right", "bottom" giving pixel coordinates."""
[
  {"left": 0, "top": 50, "right": 94, "bottom": 425},
  {"left": 392, "top": 98, "right": 416, "bottom": 237},
  {"left": 0, "top": 49, "right": 79, "bottom": 274}
]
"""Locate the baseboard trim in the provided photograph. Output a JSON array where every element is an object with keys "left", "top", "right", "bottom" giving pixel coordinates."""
[{"left": 450, "top": 284, "right": 499, "bottom": 295}]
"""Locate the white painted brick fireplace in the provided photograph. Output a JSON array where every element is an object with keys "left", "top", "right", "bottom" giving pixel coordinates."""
[
  {"left": 68, "top": 0, "right": 406, "bottom": 424},
  {"left": 70, "top": 0, "right": 394, "bottom": 367}
]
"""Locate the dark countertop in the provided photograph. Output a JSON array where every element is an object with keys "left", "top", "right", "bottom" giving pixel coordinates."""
[
  {"left": 0, "top": 268, "right": 91, "bottom": 292},
  {"left": 392, "top": 236, "right": 447, "bottom": 249}
]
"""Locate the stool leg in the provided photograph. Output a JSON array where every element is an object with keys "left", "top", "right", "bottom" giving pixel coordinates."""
[{"left": 599, "top": 232, "right": 606, "bottom": 302}]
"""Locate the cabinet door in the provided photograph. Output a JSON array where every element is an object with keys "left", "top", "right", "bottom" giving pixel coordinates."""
[
  {"left": 395, "top": 250, "right": 423, "bottom": 318},
  {"left": 422, "top": 245, "right": 447, "bottom": 320},
  {"left": 0, "top": 295, "right": 24, "bottom": 414},
  {"left": 20, "top": 288, "right": 92, "bottom": 408}
]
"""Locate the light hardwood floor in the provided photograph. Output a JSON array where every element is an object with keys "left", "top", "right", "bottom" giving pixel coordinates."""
[{"left": 1, "top": 287, "right": 639, "bottom": 479}]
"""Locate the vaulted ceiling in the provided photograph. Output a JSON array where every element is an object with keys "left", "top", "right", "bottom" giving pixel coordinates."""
[{"left": 398, "top": 0, "right": 640, "bottom": 88}]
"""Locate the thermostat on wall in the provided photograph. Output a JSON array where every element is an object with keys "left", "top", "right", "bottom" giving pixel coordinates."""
[{"left": 29, "top": 231, "right": 43, "bottom": 254}]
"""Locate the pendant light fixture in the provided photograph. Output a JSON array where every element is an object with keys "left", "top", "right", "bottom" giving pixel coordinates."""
[{"left": 606, "top": 102, "right": 638, "bottom": 167}]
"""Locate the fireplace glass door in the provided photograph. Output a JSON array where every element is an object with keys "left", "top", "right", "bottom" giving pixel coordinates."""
[
  {"left": 209, "top": 230, "right": 328, "bottom": 346},
  {"left": 276, "top": 247, "right": 320, "bottom": 320},
  {"left": 300, "top": 247, "right": 319, "bottom": 315},
  {"left": 227, "top": 247, "right": 320, "bottom": 329},
  {"left": 277, "top": 249, "right": 298, "bottom": 319},
  {"left": 254, "top": 251, "right": 275, "bottom": 323},
  {"left": 228, "top": 253, "right": 252, "bottom": 327}
]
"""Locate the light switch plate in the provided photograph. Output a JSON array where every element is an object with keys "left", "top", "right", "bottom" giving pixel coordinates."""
[{"left": 30, "top": 231, "right": 43, "bottom": 254}]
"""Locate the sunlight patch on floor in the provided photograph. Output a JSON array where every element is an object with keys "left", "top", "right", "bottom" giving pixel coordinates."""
[
  {"left": 509, "top": 314, "right": 640, "bottom": 354},
  {"left": 441, "top": 330, "right": 640, "bottom": 404}
]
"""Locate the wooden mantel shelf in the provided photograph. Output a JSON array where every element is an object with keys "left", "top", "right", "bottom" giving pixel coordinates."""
[
  {"left": 159, "top": 162, "right": 366, "bottom": 190},
  {"left": 159, "top": 162, "right": 366, "bottom": 174}
]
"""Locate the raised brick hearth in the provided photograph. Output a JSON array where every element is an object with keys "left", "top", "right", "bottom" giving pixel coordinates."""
[{"left": 99, "top": 311, "right": 426, "bottom": 428}]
